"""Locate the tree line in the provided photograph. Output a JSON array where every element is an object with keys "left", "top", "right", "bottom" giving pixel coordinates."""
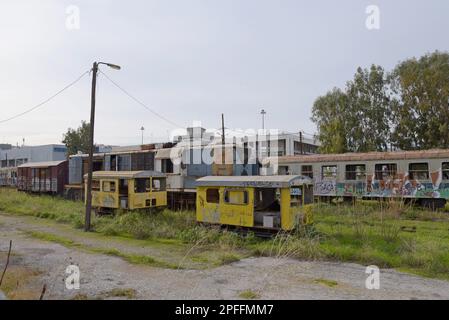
[{"left": 311, "top": 51, "right": 449, "bottom": 154}]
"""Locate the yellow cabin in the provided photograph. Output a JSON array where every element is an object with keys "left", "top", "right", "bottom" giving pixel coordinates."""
[
  {"left": 84, "top": 171, "right": 167, "bottom": 214},
  {"left": 195, "top": 175, "right": 314, "bottom": 232}
]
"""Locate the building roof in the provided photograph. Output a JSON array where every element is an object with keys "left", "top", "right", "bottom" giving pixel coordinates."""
[
  {"left": 195, "top": 175, "right": 312, "bottom": 188},
  {"left": 155, "top": 147, "right": 183, "bottom": 159},
  {"left": 84, "top": 171, "right": 166, "bottom": 180},
  {"left": 17, "top": 160, "right": 67, "bottom": 168},
  {"left": 274, "top": 149, "right": 449, "bottom": 164}
]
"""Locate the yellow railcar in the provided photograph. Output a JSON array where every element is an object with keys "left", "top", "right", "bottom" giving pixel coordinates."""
[
  {"left": 195, "top": 175, "right": 314, "bottom": 232},
  {"left": 84, "top": 171, "right": 167, "bottom": 214}
]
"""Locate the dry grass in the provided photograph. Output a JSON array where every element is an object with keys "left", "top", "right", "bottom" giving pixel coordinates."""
[{"left": 0, "top": 265, "right": 42, "bottom": 300}]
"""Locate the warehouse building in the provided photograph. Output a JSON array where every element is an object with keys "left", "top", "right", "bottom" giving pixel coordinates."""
[{"left": 0, "top": 144, "right": 67, "bottom": 168}]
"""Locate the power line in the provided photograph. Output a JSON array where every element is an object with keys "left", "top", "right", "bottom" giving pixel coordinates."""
[
  {"left": 99, "top": 69, "right": 182, "bottom": 128},
  {"left": 0, "top": 70, "right": 90, "bottom": 124}
]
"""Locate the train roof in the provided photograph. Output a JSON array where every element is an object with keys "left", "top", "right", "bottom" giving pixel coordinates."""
[
  {"left": 195, "top": 175, "right": 312, "bottom": 188},
  {"left": 273, "top": 149, "right": 449, "bottom": 164},
  {"left": 17, "top": 160, "right": 67, "bottom": 168},
  {"left": 84, "top": 171, "right": 166, "bottom": 180}
]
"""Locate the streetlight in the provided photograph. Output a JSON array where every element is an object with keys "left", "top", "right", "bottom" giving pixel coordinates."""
[
  {"left": 260, "top": 109, "right": 267, "bottom": 131},
  {"left": 140, "top": 126, "right": 145, "bottom": 145},
  {"left": 85, "top": 61, "right": 121, "bottom": 232}
]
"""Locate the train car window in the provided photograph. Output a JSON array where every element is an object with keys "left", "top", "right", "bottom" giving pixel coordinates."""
[
  {"left": 224, "top": 189, "right": 248, "bottom": 205},
  {"left": 301, "top": 165, "right": 313, "bottom": 178},
  {"left": 278, "top": 166, "right": 289, "bottom": 175},
  {"left": 345, "top": 165, "right": 366, "bottom": 181},
  {"left": 321, "top": 165, "right": 337, "bottom": 179},
  {"left": 290, "top": 187, "right": 303, "bottom": 207},
  {"left": 375, "top": 163, "right": 397, "bottom": 180},
  {"left": 152, "top": 178, "right": 166, "bottom": 191},
  {"left": 102, "top": 181, "right": 116, "bottom": 192},
  {"left": 443, "top": 163, "right": 449, "bottom": 180},
  {"left": 161, "top": 159, "right": 174, "bottom": 173},
  {"left": 206, "top": 188, "right": 220, "bottom": 203},
  {"left": 92, "top": 180, "right": 100, "bottom": 191},
  {"left": 409, "top": 163, "right": 429, "bottom": 180},
  {"left": 134, "top": 178, "right": 151, "bottom": 193}
]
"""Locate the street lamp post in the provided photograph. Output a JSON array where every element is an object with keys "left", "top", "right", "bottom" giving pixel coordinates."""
[
  {"left": 260, "top": 109, "right": 266, "bottom": 131},
  {"left": 141, "top": 126, "right": 145, "bottom": 145},
  {"left": 85, "top": 61, "right": 121, "bottom": 232}
]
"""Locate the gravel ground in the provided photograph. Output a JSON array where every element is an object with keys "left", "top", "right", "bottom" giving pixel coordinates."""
[{"left": 1, "top": 214, "right": 449, "bottom": 300}]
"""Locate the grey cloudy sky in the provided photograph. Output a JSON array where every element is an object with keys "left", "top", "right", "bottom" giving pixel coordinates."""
[{"left": 1, "top": 0, "right": 448, "bottom": 146}]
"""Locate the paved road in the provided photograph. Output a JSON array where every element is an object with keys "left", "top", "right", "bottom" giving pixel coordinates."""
[{"left": 1, "top": 214, "right": 449, "bottom": 300}]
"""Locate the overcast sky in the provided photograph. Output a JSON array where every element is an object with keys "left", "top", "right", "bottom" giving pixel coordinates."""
[{"left": 1, "top": 0, "right": 448, "bottom": 146}]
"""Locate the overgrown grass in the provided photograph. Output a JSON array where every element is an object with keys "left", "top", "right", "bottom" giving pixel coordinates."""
[
  {"left": 310, "top": 200, "right": 449, "bottom": 279},
  {"left": 2, "top": 189, "right": 449, "bottom": 279},
  {"left": 0, "top": 188, "right": 85, "bottom": 228}
]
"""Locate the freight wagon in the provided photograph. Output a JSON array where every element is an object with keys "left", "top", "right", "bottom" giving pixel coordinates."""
[
  {"left": 263, "top": 149, "right": 449, "bottom": 208},
  {"left": 0, "top": 167, "right": 17, "bottom": 187},
  {"left": 17, "top": 160, "right": 68, "bottom": 195}
]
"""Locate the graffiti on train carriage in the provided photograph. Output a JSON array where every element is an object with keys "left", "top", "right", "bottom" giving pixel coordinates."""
[{"left": 337, "top": 170, "right": 449, "bottom": 199}]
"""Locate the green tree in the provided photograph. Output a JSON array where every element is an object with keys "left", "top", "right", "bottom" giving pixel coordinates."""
[
  {"left": 390, "top": 51, "right": 449, "bottom": 150},
  {"left": 311, "top": 88, "right": 349, "bottom": 153},
  {"left": 62, "top": 121, "right": 91, "bottom": 156},
  {"left": 345, "top": 65, "right": 391, "bottom": 152},
  {"left": 311, "top": 65, "right": 391, "bottom": 153}
]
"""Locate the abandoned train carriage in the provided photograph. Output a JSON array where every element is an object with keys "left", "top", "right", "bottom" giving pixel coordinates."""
[
  {"left": 17, "top": 160, "right": 68, "bottom": 195},
  {"left": 264, "top": 149, "right": 449, "bottom": 207},
  {"left": 85, "top": 171, "right": 167, "bottom": 214},
  {"left": 196, "top": 175, "right": 314, "bottom": 232},
  {"left": 66, "top": 144, "right": 259, "bottom": 210},
  {"left": 65, "top": 147, "right": 159, "bottom": 200}
]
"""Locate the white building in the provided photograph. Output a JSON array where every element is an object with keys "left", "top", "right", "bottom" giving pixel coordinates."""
[{"left": 0, "top": 144, "right": 67, "bottom": 168}]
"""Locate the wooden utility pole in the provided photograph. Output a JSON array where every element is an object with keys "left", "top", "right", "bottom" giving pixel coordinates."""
[
  {"left": 221, "top": 113, "right": 225, "bottom": 165},
  {"left": 299, "top": 131, "right": 303, "bottom": 155},
  {"left": 85, "top": 62, "right": 98, "bottom": 232},
  {"left": 84, "top": 61, "right": 120, "bottom": 232}
]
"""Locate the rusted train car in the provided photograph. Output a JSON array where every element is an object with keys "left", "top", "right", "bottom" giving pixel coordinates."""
[
  {"left": 17, "top": 160, "right": 68, "bottom": 195},
  {"left": 64, "top": 145, "right": 167, "bottom": 200},
  {"left": 264, "top": 149, "right": 449, "bottom": 208}
]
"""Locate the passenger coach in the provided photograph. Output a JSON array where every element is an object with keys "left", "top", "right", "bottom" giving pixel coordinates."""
[{"left": 264, "top": 149, "right": 449, "bottom": 208}]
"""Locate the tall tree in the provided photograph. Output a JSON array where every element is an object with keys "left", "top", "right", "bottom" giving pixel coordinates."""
[
  {"left": 345, "top": 65, "right": 392, "bottom": 152},
  {"left": 390, "top": 51, "right": 449, "bottom": 150},
  {"left": 311, "top": 88, "right": 349, "bottom": 153},
  {"left": 62, "top": 121, "right": 91, "bottom": 156},
  {"left": 311, "top": 65, "right": 391, "bottom": 153}
]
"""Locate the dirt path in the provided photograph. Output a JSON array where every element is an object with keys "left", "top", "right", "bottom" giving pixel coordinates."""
[{"left": 1, "top": 213, "right": 449, "bottom": 300}]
